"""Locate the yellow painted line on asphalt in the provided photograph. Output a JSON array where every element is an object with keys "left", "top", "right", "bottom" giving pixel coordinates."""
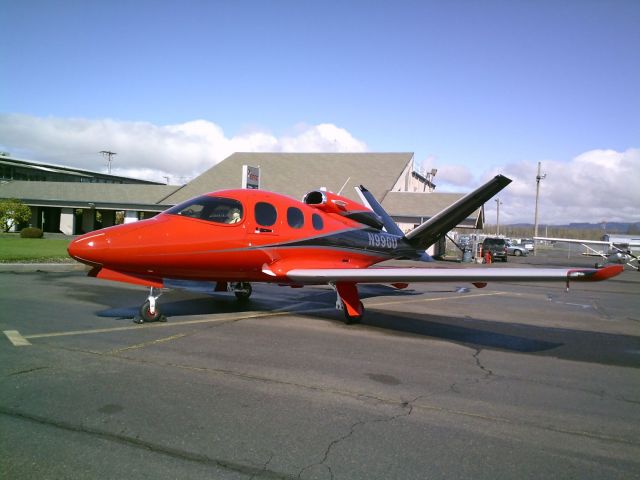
[
  {"left": 109, "top": 332, "right": 191, "bottom": 354},
  {"left": 3, "top": 330, "right": 32, "bottom": 346},
  {"left": 366, "top": 291, "right": 510, "bottom": 308},
  {"left": 21, "top": 308, "right": 316, "bottom": 341}
]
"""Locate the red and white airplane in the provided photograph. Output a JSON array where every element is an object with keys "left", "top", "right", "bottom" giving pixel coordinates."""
[
  {"left": 68, "top": 175, "right": 623, "bottom": 323},
  {"left": 534, "top": 236, "right": 639, "bottom": 271}
]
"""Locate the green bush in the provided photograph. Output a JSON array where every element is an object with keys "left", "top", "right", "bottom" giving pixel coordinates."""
[{"left": 20, "top": 227, "right": 44, "bottom": 238}]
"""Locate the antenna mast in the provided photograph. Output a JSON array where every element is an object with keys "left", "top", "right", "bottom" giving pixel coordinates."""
[{"left": 100, "top": 150, "right": 117, "bottom": 174}]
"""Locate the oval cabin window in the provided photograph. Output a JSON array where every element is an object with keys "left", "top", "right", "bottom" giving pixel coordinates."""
[{"left": 255, "top": 202, "right": 277, "bottom": 227}]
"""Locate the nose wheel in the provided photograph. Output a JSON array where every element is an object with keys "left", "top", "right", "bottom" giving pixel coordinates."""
[
  {"left": 135, "top": 287, "right": 166, "bottom": 323},
  {"left": 230, "top": 282, "right": 252, "bottom": 301}
]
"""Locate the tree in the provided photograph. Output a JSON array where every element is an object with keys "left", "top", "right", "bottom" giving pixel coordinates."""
[{"left": 0, "top": 198, "right": 32, "bottom": 232}]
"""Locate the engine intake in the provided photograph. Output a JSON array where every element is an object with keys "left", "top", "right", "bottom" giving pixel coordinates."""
[{"left": 303, "top": 190, "right": 384, "bottom": 229}]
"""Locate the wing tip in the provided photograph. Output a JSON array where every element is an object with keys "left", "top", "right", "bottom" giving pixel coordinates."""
[{"left": 569, "top": 264, "right": 624, "bottom": 281}]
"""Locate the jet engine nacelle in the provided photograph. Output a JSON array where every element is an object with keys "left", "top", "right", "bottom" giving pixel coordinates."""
[{"left": 303, "top": 190, "right": 384, "bottom": 229}]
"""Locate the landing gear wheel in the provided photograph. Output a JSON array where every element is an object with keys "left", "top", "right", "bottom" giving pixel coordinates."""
[
  {"left": 343, "top": 301, "right": 364, "bottom": 325},
  {"left": 139, "top": 300, "right": 162, "bottom": 323},
  {"left": 234, "top": 282, "right": 252, "bottom": 301}
]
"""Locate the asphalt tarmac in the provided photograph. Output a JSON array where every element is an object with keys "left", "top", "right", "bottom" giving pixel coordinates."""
[{"left": 1, "top": 254, "right": 639, "bottom": 479}]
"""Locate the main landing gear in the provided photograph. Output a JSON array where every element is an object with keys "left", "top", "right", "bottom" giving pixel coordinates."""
[{"left": 331, "top": 282, "right": 364, "bottom": 324}]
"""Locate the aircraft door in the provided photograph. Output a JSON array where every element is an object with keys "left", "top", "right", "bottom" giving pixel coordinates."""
[{"left": 250, "top": 201, "right": 281, "bottom": 239}]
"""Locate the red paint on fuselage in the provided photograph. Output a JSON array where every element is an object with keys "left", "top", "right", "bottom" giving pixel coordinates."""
[{"left": 68, "top": 189, "right": 387, "bottom": 286}]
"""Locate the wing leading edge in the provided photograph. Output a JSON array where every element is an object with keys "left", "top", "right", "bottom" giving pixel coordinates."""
[{"left": 286, "top": 264, "right": 624, "bottom": 284}]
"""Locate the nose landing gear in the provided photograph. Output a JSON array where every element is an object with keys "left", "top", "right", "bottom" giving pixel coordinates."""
[
  {"left": 229, "top": 282, "right": 252, "bottom": 301},
  {"left": 135, "top": 287, "right": 166, "bottom": 324}
]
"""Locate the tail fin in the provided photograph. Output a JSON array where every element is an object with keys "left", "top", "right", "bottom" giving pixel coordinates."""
[
  {"left": 404, "top": 175, "right": 512, "bottom": 249},
  {"left": 355, "top": 185, "right": 404, "bottom": 236}
]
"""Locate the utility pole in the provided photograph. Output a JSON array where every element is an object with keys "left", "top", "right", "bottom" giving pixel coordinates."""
[
  {"left": 495, "top": 198, "right": 502, "bottom": 236},
  {"left": 533, "top": 161, "right": 546, "bottom": 254},
  {"left": 100, "top": 151, "right": 117, "bottom": 174}
]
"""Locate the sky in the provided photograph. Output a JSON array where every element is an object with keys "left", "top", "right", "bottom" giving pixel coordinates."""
[{"left": 1, "top": 0, "right": 639, "bottom": 225}]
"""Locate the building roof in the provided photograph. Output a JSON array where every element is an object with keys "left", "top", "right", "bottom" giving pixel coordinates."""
[
  {"left": 163, "top": 152, "right": 415, "bottom": 204},
  {"left": 0, "top": 181, "right": 178, "bottom": 210},
  {"left": 0, "top": 154, "right": 163, "bottom": 184}
]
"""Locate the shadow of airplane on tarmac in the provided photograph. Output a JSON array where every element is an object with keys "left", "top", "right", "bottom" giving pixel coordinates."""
[
  {"left": 350, "top": 308, "right": 640, "bottom": 369},
  {"left": 77, "top": 280, "right": 638, "bottom": 369}
]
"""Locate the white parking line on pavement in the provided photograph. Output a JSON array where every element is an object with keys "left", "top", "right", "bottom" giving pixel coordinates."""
[{"left": 3, "top": 330, "right": 32, "bottom": 346}]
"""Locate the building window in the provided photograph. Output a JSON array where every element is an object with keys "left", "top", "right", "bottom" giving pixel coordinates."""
[
  {"left": 255, "top": 202, "right": 277, "bottom": 227},
  {"left": 287, "top": 207, "right": 304, "bottom": 229}
]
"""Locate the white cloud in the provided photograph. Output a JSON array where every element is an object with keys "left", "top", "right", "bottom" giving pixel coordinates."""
[
  {"left": 482, "top": 148, "right": 640, "bottom": 225},
  {"left": 0, "top": 114, "right": 367, "bottom": 184},
  {"left": 280, "top": 123, "right": 368, "bottom": 152},
  {"left": 433, "top": 164, "right": 474, "bottom": 187},
  {"left": 412, "top": 149, "right": 640, "bottom": 225}
]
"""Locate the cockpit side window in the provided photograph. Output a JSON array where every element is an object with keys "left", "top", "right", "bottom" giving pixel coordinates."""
[{"left": 165, "top": 196, "right": 244, "bottom": 225}]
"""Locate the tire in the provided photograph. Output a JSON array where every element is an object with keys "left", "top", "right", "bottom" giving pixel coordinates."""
[
  {"left": 234, "top": 282, "right": 252, "bottom": 301},
  {"left": 343, "top": 301, "right": 364, "bottom": 325},
  {"left": 139, "top": 300, "right": 162, "bottom": 322},
  {"left": 514, "top": 249, "right": 522, "bottom": 256}
]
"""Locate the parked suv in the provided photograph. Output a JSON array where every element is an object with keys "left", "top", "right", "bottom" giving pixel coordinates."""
[{"left": 482, "top": 237, "right": 508, "bottom": 262}]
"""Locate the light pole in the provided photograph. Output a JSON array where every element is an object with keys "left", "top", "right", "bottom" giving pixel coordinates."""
[
  {"left": 533, "top": 161, "right": 546, "bottom": 255},
  {"left": 495, "top": 198, "right": 502, "bottom": 236}
]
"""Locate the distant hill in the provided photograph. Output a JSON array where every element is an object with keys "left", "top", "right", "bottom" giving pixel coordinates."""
[
  {"left": 481, "top": 222, "right": 640, "bottom": 240},
  {"left": 507, "top": 222, "right": 640, "bottom": 233}
]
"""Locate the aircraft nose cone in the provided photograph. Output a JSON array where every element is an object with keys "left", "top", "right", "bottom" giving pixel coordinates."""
[{"left": 68, "top": 232, "right": 109, "bottom": 265}]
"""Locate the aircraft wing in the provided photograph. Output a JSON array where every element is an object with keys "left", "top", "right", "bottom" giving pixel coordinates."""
[
  {"left": 534, "top": 236, "right": 612, "bottom": 246},
  {"left": 286, "top": 265, "right": 623, "bottom": 284}
]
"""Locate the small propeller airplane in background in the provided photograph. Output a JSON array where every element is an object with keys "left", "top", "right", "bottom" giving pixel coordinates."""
[
  {"left": 534, "top": 236, "right": 639, "bottom": 271},
  {"left": 68, "top": 174, "right": 624, "bottom": 324}
]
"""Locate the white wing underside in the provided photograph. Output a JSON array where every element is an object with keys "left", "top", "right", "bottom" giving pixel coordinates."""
[
  {"left": 286, "top": 267, "right": 612, "bottom": 284},
  {"left": 534, "top": 236, "right": 612, "bottom": 246}
]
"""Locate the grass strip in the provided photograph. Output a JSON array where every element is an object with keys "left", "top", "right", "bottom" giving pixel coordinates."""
[{"left": 0, "top": 236, "right": 72, "bottom": 263}]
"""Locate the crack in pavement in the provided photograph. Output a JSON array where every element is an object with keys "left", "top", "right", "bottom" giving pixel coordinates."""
[
  {"left": 472, "top": 348, "right": 494, "bottom": 378},
  {"left": 616, "top": 395, "right": 640, "bottom": 405},
  {"left": 250, "top": 453, "right": 275, "bottom": 480},
  {"left": 0, "top": 406, "right": 293, "bottom": 479},
  {"left": 296, "top": 396, "right": 420, "bottom": 480},
  {"left": 6, "top": 366, "right": 49, "bottom": 377}
]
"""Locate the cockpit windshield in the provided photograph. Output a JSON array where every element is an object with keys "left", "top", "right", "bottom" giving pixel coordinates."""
[{"left": 165, "top": 196, "right": 244, "bottom": 224}]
